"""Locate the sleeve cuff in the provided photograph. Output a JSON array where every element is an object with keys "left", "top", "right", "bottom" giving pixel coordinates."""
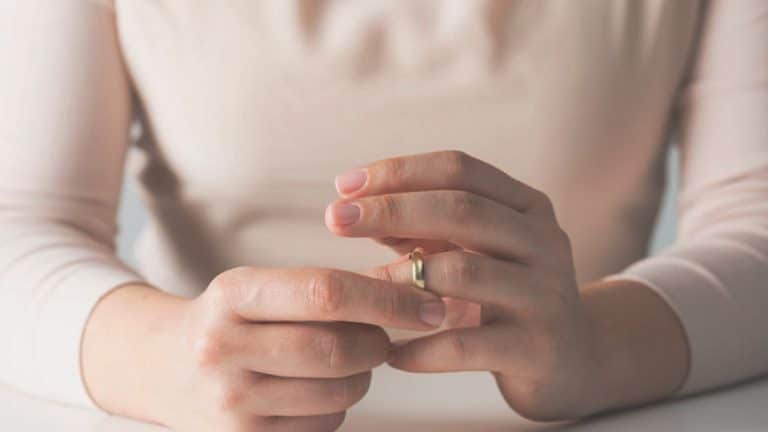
[
  {"left": 29, "top": 261, "right": 145, "bottom": 408},
  {"left": 604, "top": 253, "right": 754, "bottom": 396}
]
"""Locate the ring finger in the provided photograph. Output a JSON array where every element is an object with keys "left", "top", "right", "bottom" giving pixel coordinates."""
[{"left": 367, "top": 250, "right": 535, "bottom": 310}]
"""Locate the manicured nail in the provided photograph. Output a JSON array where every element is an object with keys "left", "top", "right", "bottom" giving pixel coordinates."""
[
  {"left": 335, "top": 169, "right": 368, "bottom": 195},
  {"left": 329, "top": 202, "right": 361, "bottom": 226},
  {"left": 418, "top": 301, "right": 445, "bottom": 327}
]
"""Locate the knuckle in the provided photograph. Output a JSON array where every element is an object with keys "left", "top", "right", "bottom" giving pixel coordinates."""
[
  {"left": 448, "top": 190, "right": 482, "bottom": 223},
  {"left": 334, "top": 372, "right": 371, "bottom": 409},
  {"left": 535, "top": 225, "right": 573, "bottom": 269},
  {"left": 369, "top": 264, "right": 395, "bottom": 283},
  {"left": 307, "top": 270, "right": 346, "bottom": 315},
  {"left": 378, "top": 194, "right": 403, "bottom": 224},
  {"left": 442, "top": 150, "right": 473, "bottom": 183},
  {"left": 289, "top": 326, "right": 319, "bottom": 353},
  {"left": 220, "top": 388, "right": 246, "bottom": 412},
  {"left": 208, "top": 269, "right": 233, "bottom": 292},
  {"left": 213, "top": 380, "right": 248, "bottom": 412},
  {"left": 552, "top": 228, "right": 574, "bottom": 265},
  {"left": 315, "top": 331, "right": 345, "bottom": 371},
  {"left": 206, "top": 271, "right": 236, "bottom": 305},
  {"left": 380, "top": 287, "right": 402, "bottom": 323},
  {"left": 382, "top": 157, "right": 408, "bottom": 185},
  {"left": 532, "top": 189, "right": 555, "bottom": 214},
  {"left": 193, "top": 328, "right": 230, "bottom": 369},
  {"left": 444, "top": 332, "right": 470, "bottom": 364},
  {"left": 447, "top": 252, "right": 481, "bottom": 285},
  {"left": 554, "top": 226, "right": 573, "bottom": 252},
  {"left": 209, "top": 266, "right": 249, "bottom": 291},
  {"left": 206, "top": 266, "right": 258, "bottom": 314},
  {"left": 544, "top": 284, "right": 577, "bottom": 316}
]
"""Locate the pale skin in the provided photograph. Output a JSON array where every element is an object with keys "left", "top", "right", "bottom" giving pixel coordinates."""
[{"left": 83, "top": 151, "right": 689, "bottom": 430}]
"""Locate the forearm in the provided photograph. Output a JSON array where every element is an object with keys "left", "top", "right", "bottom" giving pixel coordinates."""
[
  {"left": 581, "top": 279, "right": 689, "bottom": 414},
  {"left": 82, "top": 284, "right": 188, "bottom": 424}
]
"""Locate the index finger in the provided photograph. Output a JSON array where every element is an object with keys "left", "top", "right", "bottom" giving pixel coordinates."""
[
  {"left": 334, "top": 150, "right": 548, "bottom": 213},
  {"left": 215, "top": 267, "right": 446, "bottom": 331}
]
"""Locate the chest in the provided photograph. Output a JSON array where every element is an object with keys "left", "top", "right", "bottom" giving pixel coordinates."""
[{"left": 117, "top": 0, "right": 701, "bottom": 197}]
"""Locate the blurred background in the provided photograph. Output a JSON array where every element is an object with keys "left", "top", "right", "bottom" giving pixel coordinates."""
[{"left": 116, "top": 148, "right": 680, "bottom": 269}]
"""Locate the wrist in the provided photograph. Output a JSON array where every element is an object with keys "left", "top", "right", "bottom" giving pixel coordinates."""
[
  {"left": 578, "top": 279, "right": 689, "bottom": 415},
  {"left": 578, "top": 283, "right": 635, "bottom": 416},
  {"left": 82, "top": 283, "right": 189, "bottom": 424}
]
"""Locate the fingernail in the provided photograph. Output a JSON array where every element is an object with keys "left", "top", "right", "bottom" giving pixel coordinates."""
[
  {"left": 335, "top": 169, "right": 368, "bottom": 195},
  {"left": 418, "top": 301, "right": 445, "bottom": 327},
  {"left": 329, "top": 202, "right": 361, "bottom": 226}
]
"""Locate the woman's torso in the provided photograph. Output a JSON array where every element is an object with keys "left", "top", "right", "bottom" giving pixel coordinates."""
[{"left": 114, "top": 0, "right": 702, "bottom": 296}]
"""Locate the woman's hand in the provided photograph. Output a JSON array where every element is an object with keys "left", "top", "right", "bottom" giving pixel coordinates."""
[
  {"left": 83, "top": 267, "right": 446, "bottom": 432},
  {"left": 324, "top": 151, "right": 604, "bottom": 421}
]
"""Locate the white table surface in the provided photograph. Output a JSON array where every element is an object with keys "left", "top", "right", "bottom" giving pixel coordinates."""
[{"left": 3, "top": 365, "right": 766, "bottom": 431}]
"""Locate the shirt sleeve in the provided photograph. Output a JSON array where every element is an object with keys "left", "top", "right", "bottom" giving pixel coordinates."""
[
  {"left": 0, "top": 0, "right": 145, "bottom": 407},
  {"left": 607, "top": 0, "right": 768, "bottom": 395}
]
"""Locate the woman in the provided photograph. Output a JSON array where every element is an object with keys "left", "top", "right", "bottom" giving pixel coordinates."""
[{"left": 1, "top": 0, "right": 766, "bottom": 431}]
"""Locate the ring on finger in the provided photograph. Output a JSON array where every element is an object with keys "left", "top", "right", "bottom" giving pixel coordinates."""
[{"left": 409, "top": 248, "right": 426, "bottom": 290}]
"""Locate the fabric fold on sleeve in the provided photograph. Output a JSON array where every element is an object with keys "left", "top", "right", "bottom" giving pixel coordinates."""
[
  {"left": 0, "top": 0, "right": 144, "bottom": 408},
  {"left": 606, "top": 225, "right": 768, "bottom": 395},
  {"left": 0, "top": 242, "right": 145, "bottom": 407}
]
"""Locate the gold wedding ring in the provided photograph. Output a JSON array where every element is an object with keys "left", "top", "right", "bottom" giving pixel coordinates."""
[{"left": 409, "top": 248, "right": 426, "bottom": 289}]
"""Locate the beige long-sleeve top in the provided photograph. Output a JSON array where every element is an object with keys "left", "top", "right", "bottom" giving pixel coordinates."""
[{"left": 1, "top": 0, "right": 766, "bottom": 409}]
